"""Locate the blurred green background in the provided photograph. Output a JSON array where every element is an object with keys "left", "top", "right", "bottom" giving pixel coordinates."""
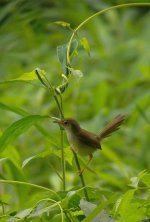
[{"left": 0, "top": 0, "right": 150, "bottom": 201}]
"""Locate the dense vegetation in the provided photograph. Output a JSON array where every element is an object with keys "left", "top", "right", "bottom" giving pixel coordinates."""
[{"left": 0, "top": 1, "right": 150, "bottom": 221}]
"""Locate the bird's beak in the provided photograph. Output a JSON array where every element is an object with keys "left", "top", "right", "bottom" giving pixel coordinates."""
[{"left": 51, "top": 117, "right": 63, "bottom": 125}]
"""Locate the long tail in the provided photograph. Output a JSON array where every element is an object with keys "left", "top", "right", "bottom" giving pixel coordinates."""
[{"left": 98, "top": 114, "right": 125, "bottom": 141}]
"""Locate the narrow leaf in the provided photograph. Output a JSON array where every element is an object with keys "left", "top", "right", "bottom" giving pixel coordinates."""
[
  {"left": 0, "top": 115, "right": 48, "bottom": 153},
  {"left": 54, "top": 21, "right": 71, "bottom": 28},
  {"left": 0, "top": 102, "right": 28, "bottom": 116}
]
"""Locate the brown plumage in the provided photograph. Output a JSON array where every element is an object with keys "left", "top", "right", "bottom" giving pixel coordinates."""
[
  {"left": 53, "top": 114, "right": 125, "bottom": 175},
  {"left": 98, "top": 114, "right": 125, "bottom": 140}
]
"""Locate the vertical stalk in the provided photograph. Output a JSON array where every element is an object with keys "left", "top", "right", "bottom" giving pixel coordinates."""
[
  {"left": 60, "top": 127, "right": 66, "bottom": 190},
  {"left": 72, "top": 151, "right": 89, "bottom": 201},
  {"left": 59, "top": 94, "right": 66, "bottom": 191},
  {"left": 36, "top": 70, "right": 66, "bottom": 190},
  {"left": 54, "top": 94, "right": 66, "bottom": 191}
]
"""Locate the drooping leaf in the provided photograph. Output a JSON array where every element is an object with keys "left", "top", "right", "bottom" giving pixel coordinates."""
[
  {"left": 57, "top": 43, "right": 67, "bottom": 74},
  {"left": 68, "top": 67, "right": 83, "bottom": 79},
  {"left": 53, "top": 146, "right": 73, "bottom": 166},
  {"left": 0, "top": 115, "right": 48, "bottom": 153},
  {"left": 12, "top": 68, "right": 46, "bottom": 81},
  {"left": 0, "top": 102, "right": 28, "bottom": 116},
  {"left": 22, "top": 149, "right": 51, "bottom": 168},
  {"left": 57, "top": 39, "right": 78, "bottom": 74},
  {"left": 2, "top": 145, "right": 21, "bottom": 169},
  {"left": 80, "top": 37, "right": 90, "bottom": 55}
]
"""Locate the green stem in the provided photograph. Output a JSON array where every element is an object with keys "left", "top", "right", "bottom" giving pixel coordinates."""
[
  {"left": 67, "top": 3, "right": 150, "bottom": 65},
  {"left": 60, "top": 128, "right": 66, "bottom": 190},
  {"left": 54, "top": 94, "right": 64, "bottom": 118},
  {"left": 0, "top": 180, "right": 60, "bottom": 199},
  {"left": 35, "top": 69, "right": 66, "bottom": 190},
  {"left": 64, "top": 211, "right": 72, "bottom": 222},
  {"left": 72, "top": 151, "right": 89, "bottom": 201},
  {"left": 53, "top": 93, "right": 66, "bottom": 191}
]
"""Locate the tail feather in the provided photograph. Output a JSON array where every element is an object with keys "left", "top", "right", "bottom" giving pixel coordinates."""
[{"left": 98, "top": 114, "right": 125, "bottom": 141}]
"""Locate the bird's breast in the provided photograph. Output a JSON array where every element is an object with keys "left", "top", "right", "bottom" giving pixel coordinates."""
[{"left": 66, "top": 130, "right": 97, "bottom": 156}]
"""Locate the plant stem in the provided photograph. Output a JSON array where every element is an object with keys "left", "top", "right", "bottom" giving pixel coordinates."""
[
  {"left": 72, "top": 151, "right": 89, "bottom": 201},
  {"left": 60, "top": 128, "right": 66, "bottom": 190},
  {"left": 64, "top": 211, "right": 72, "bottom": 222},
  {"left": 53, "top": 93, "right": 66, "bottom": 191},
  {"left": 36, "top": 70, "right": 65, "bottom": 191},
  {"left": 67, "top": 3, "right": 150, "bottom": 65},
  {"left": 0, "top": 180, "right": 60, "bottom": 199},
  {"left": 54, "top": 94, "right": 64, "bottom": 118}
]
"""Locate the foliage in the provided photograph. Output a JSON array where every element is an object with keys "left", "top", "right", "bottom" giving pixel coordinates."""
[{"left": 0, "top": 1, "right": 150, "bottom": 221}]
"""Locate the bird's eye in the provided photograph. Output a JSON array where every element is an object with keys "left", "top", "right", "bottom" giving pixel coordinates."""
[{"left": 63, "top": 120, "right": 68, "bottom": 125}]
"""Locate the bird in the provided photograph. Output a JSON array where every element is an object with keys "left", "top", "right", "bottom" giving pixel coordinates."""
[{"left": 53, "top": 114, "right": 125, "bottom": 175}]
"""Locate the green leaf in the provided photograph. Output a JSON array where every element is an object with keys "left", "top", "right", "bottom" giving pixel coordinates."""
[
  {"left": 53, "top": 146, "right": 73, "bottom": 166},
  {"left": 54, "top": 21, "right": 71, "bottom": 28},
  {"left": 80, "top": 200, "right": 116, "bottom": 222},
  {"left": 129, "top": 170, "right": 147, "bottom": 188},
  {"left": 13, "top": 68, "right": 46, "bottom": 81},
  {"left": 57, "top": 43, "right": 67, "bottom": 74},
  {"left": 118, "top": 202, "right": 146, "bottom": 222},
  {"left": 68, "top": 67, "right": 83, "bottom": 79},
  {"left": 15, "top": 208, "right": 33, "bottom": 219},
  {"left": 0, "top": 102, "right": 28, "bottom": 116},
  {"left": 113, "top": 189, "right": 136, "bottom": 218},
  {"left": 82, "top": 194, "right": 118, "bottom": 222},
  {"left": 0, "top": 115, "right": 48, "bottom": 153},
  {"left": 142, "top": 174, "right": 150, "bottom": 187},
  {"left": 2, "top": 145, "right": 21, "bottom": 169},
  {"left": 57, "top": 40, "right": 78, "bottom": 74},
  {"left": 80, "top": 37, "right": 90, "bottom": 56},
  {"left": 22, "top": 150, "right": 51, "bottom": 168},
  {"left": 70, "top": 39, "right": 78, "bottom": 57}
]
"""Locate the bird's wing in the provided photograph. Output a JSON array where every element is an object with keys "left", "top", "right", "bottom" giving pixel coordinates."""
[{"left": 77, "top": 129, "right": 101, "bottom": 149}]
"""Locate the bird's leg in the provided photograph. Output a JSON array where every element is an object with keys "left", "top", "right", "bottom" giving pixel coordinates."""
[{"left": 78, "top": 154, "right": 93, "bottom": 176}]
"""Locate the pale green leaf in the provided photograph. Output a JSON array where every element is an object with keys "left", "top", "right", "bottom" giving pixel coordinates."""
[
  {"left": 118, "top": 202, "right": 146, "bottom": 222},
  {"left": 82, "top": 194, "right": 118, "bottom": 222},
  {"left": 68, "top": 67, "right": 83, "bottom": 79},
  {"left": 15, "top": 208, "right": 33, "bottom": 219},
  {"left": 54, "top": 21, "right": 71, "bottom": 28},
  {"left": 0, "top": 102, "right": 28, "bottom": 116},
  {"left": 2, "top": 145, "right": 21, "bottom": 169},
  {"left": 80, "top": 37, "right": 90, "bottom": 55},
  {"left": 13, "top": 68, "right": 46, "bottom": 81},
  {"left": 116, "top": 189, "right": 136, "bottom": 217},
  {"left": 57, "top": 39, "right": 78, "bottom": 74},
  {"left": 53, "top": 146, "right": 73, "bottom": 166},
  {"left": 129, "top": 170, "right": 147, "bottom": 188},
  {"left": 142, "top": 174, "right": 150, "bottom": 187},
  {"left": 80, "top": 200, "right": 116, "bottom": 222},
  {"left": 22, "top": 150, "right": 51, "bottom": 168},
  {"left": 0, "top": 115, "right": 48, "bottom": 153}
]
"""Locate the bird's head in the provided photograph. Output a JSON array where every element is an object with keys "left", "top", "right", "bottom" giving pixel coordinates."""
[{"left": 53, "top": 117, "right": 80, "bottom": 133}]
